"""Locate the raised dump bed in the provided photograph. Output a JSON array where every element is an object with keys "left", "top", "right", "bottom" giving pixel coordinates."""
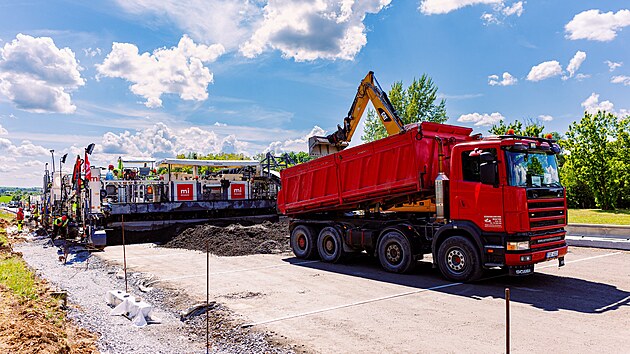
[{"left": 278, "top": 122, "right": 473, "bottom": 215}]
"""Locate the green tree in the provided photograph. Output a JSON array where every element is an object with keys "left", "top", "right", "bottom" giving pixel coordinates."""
[
  {"left": 488, "top": 117, "right": 544, "bottom": 137},
  {"left": 361, "top": 74, "right": 447, "bottom": 142},
  {"left": 563, "top": 111, "right": 627, "bottom": 210}
]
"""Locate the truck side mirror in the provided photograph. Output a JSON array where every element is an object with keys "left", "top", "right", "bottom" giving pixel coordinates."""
[
  {"left": 480, "top": 162, "right": 497, "bottom": 185},
  {"left": 479, "top": 152, "right": 497, "bottom": 185}
]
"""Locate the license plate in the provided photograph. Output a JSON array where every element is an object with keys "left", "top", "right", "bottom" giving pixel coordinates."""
[{"left": 546, "top": 250, "right": 559, "bottom": 259}]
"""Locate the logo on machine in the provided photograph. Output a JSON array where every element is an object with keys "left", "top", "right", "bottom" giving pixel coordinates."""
[
  {"left": 176, "top": 184, "right": 194, "bottom": 201},
  {"left": 483, "top": 215, "right": 502, "bottom": 228},
  {"left": 230, "top": 184, "right": 245, "bottom": 200}
]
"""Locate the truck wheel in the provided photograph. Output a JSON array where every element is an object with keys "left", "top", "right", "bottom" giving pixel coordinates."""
[
  {"left": 378, "top": 231, "right": 415, "bottom": 273},
  {"left": 317, "top": 227, "right": 344, "bottom": 263},
  {"left": 290, "top": 225, "right": 317, "bottom": 259},
  {"left": 437, "top": 236, "right": 483, "bottom": 282}
]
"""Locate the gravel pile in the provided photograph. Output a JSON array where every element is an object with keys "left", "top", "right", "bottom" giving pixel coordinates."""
[
  {"left": 163, "top": 221, "right": 290, "bottom": 256},
  {"left": 16, "top": 237, "right": 296, "bottom": 354}
]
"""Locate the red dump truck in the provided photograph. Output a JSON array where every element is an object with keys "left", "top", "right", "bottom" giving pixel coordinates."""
[{"left": 278, "top": 122, "right": 568, "bottom": 281}]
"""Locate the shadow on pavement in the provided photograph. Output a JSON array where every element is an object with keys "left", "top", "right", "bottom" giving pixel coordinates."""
[{"left": 283, "top": 253, "right": 630, "bottom": 314}]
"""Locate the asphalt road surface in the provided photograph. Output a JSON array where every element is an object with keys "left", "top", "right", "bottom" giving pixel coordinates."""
[{"left": 97, "top": 246, "right": 629, "bottom": 353}]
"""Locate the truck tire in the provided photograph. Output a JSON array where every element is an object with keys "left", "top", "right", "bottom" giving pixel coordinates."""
[
  {"left": 291, "top": 225, "right": 317, "bottom": 259},
  {"left": 437, "top": 236, "right": 483, "bottom": 282},
  {"left": 378, "top": 231, "right": 415, "bottom": 274},
  {"left": 317, "top": 227, "right": 344, "bottom": 263}
]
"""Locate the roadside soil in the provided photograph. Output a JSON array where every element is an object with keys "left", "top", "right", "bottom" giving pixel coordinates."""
[
  {"left": 164, "top": 220, "right": 291, "bottom": 256},
  {"left": 0, "top": 222, "right": 98, "bottom": 354}
]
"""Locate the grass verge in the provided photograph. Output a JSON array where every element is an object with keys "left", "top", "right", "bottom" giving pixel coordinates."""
[{"left": 568, "top": 209, "right": 630, "bottom": 226}]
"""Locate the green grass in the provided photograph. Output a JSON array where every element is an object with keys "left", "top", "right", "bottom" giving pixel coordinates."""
[
  {"left": 568, "top": 209, "right": 630, "bottom": 226},
  {"left": 0, "top": 256, "right": 39, "bottom": 300},
  {"left": 0, "top": 210, "right": 12, "bottom": 222},
  {"left": 0, "top": 195, "right": 12, "bottom": 203}
]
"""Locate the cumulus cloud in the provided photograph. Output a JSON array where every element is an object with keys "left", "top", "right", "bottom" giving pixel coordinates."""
[
  {"left": 100, "top": 123, "right": 249, "bottom": 158},
  {"left": 8, "top": 140, "right": 50, "bottom": 157},
  {"left": 457, "top": 112, "right": 504, "bottom": 126},
  {"left": 488, "top": 72, "right": 517, "bottom": 86},
  {"left": 265, "top": 126, "right": 325, "bottom": 153},
  {"left": 241, "top": 0, "right": 392, "bottom": 61},
  {"left": 0, "top": 124, "right": 7, "bottom": 135},
  {"left": 526, "top": 60, "right": 562, "bottom": 82},
  {"left": 605, "top": 60, "right": 622, "bottom": 72},
  {"left": 611, "top": 75, "right": 630, "bottom": 86},
  {"left": 581, "top": 93, "right": 614, "bottom": 114},
  {"left": 565, "top": 9, "right": 630, "bottom": 41},
  {"left": 420, "top": 0, "right": 501, "bottom": 15},
  {"left": 563, "top": 51, "right": 586, "bottom": 80},
  {"left": 481, "top": 1, "right": 523, "bottom": 24},
  {"left": 116, "top": 0, "right": 389, "bottom": 61},
  {"left": 0, "top": 34, "right": 85, "bottom": 113},
  {"left": 96, "top": 35, "right": 225, "bottom": 108},
  {"left": 538, "top": 115, "right": 553, "bottom": 122},
  {"left": 115, "top": 0, "right": 261, "bottom": 52},
  {"left": 83, "top": 47, "right": 102, "bottom": 57}
]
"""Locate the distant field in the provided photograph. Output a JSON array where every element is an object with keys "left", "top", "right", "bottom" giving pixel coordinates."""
[
  {"left": 568, "top": 209, "right": 630, "bottom": 226},
  {"left": 0, "top": 196, "right": 12, "bottom": 203}
]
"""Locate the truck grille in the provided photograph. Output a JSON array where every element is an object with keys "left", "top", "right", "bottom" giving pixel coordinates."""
[
  {"left": 529, "top": 228, "right": 566, "bottom": 249},
  {"left": 527, "top": 195, "right": 567, "bottom": 232}
]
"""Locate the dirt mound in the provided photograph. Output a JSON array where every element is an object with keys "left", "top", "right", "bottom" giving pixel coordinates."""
[{"left": 163, "top": 221, "right": 290, "bottom": 256}]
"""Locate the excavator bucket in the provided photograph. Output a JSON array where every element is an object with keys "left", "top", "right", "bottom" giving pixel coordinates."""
[{"left": 308, "top": 136, "right": 349, "bottom": 157}]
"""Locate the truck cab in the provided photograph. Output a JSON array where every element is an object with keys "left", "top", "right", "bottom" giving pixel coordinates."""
[{"left": 445, "top": 135, "right": 567, "bottom": 278}]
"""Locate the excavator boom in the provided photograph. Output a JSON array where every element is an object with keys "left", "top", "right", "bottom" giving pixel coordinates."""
[{"left": 309, "top": 71, "right": 406, "bottom": 157}]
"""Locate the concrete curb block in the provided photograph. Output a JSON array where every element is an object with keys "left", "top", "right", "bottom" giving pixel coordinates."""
[{"left": 566, "top": 224, "right": 630, "bottom": 240}]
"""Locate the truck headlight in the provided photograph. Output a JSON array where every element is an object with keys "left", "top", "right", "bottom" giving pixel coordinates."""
[{"left": 507, "top": 241, "right": 530, "bottom": 251}]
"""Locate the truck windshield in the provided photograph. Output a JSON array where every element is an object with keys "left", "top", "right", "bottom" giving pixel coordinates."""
[{"left": 506, "top": 151, "right": 561, "bottom": 188}]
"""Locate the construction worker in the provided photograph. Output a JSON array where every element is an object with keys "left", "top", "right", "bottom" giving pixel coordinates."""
[
  {"left": 105, "top": 164, "right": 115, "bottom": 180},
  {"left": 32, "top": 207, "right": 39, "bottom": 227},
  {"left": 16, "top": 207, "right": 24, "bottom": 232},
  {"left": 52, "top": 215, "right": 69, "bottom": 239}
]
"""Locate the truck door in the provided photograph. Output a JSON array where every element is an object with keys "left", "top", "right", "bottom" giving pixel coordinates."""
[{"left": 451, "top": 147, "right": 505, "bottom": 232}]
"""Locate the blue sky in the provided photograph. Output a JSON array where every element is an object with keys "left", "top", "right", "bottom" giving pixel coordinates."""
[{"left": 0, "top": 0, "right": 628, "bottom": 187}]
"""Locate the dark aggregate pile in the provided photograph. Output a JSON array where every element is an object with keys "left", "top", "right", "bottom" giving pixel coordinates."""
[{"left": 164, "top": 221, "right": 291, "bottom": 256}]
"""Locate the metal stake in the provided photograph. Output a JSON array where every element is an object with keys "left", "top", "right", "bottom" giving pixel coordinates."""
[
  {"left": 122, "top": 214, "right": 128, "bottom": 293},
  {"left": 505, "top": 287, "right": 510, "bottom": 354},
  {"left": 206, "top": 239, "right": 210, "bottom": 354}
]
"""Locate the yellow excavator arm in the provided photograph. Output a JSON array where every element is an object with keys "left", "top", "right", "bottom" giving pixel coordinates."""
[{"left": 309, "top": 71, "right": 406, "bottom": 156}]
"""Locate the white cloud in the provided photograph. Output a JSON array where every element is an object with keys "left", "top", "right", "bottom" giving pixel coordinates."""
[
  {"left": 420, "top": 0, "right": 501, "bottom": 15},
  {"left": 99, "top": 122, "right": 249, "bottom": 158},
  {"left": 241, "top": 0, "right": 392, "bottom": 61},
  {"left": 502, "top": 1, "right": 523, "bottom": 17},
  {"left": 83, "top": 47, "right": 102, "bottom": 57},
  {"left": 116, "top": 0, "right": 390, "bottom": 61},
  {"left": 538, "top": 115, "right": 553, "bottom": 122},
  {"left": 213, "top": 122, "right": 227, "bottom": 127},
  {"left": 605, "top": 60, "right": 622, "bottom": 72},
  {"left": 526, "top": 60, "right": 562, "bottom": 81},
  {"left": 23, "top": 160, "right": 45, "bottom": 167},
  {"left": 564, "top": 50, "right": 586, "bottom": 80},
  {"left": 0, "top": 33, "right": 85, "bottom": 113},
  {"left": 565, "top": 9, "right": 630, "bottom": 42},
  {"left": 581, "top": 93, "right": 614, "bottom": 114},
  {"left": 115, "top": 0, "right": 261, "bottom": 52},
  {"left": 457, "top": 112, "right": 504, "bottom": 126},
  {"left": 96, "top": 35, "right": 225, "bottom": 108},
  {"left": 0, "top": 124, "right": 7, "bottom": 135},
  {"left": 611, "top": 75, "right": 630, "bottom": 86},
  {"left": 265, "top": 126, "right": 325, "bottom": 153},
  {"left": 575, "top": 73, "right": 590, "bottom": 81},
  {"left": 488, "top": 71, "right": 517, "bottom": 86},
  {"left": 8, "top": 140, "right": 49, "bottom": 157}
]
